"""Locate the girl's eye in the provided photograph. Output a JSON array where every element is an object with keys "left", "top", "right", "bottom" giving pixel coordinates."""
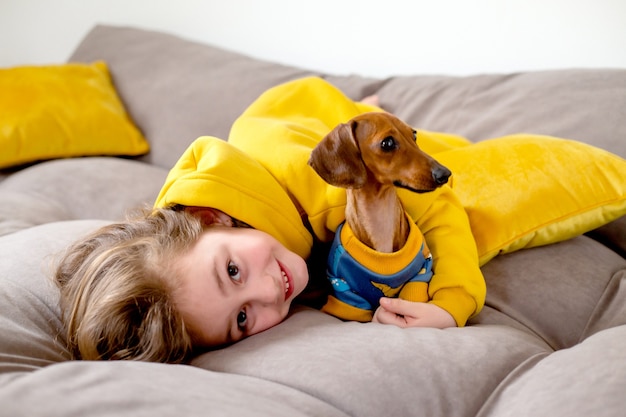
[
  {"left": 237, "top": 310, "right": 247, "bottom": 329},
  {"left": 227, "top": 261, "right": 241, "bottom": 281}
]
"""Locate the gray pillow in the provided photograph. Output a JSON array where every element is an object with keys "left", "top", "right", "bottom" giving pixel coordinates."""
[
  {"left": 478, "top": 325, "right": 626, "bottom": 417},
  {"left": 0, "top": 220, "right": 108, "bottom": 372},
  {"left": 472, "top": 235, "right": 626, "bottom": 348},
  {"left": 0, "top": 157, "right": 168, "bottom": 236},
  {"left": 193, "top": 306, "right": 551, "bottom": 417}
]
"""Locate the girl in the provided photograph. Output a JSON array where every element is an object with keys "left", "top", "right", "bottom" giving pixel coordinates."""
[{"left": 55, "top": 206, "right": 310, "bottom": 362}]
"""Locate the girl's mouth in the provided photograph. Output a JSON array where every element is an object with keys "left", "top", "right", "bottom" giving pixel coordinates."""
[{"left": 279, "top": 261, "right": 294, "bottom": 301}]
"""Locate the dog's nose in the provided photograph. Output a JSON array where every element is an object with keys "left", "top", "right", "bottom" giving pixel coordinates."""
[{"left": 432, "top": 165, "right": 451, "bottom": 185}]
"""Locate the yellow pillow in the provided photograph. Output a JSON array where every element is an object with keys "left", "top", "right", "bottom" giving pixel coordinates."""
[
  {"left": 436, "top": 135, "right": 626, "bottom": 265},
  {"left": 0, "top": 61, "right": 149, "bottom": 169}
]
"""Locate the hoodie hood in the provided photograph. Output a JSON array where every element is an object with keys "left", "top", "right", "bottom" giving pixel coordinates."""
[{"left": 155, "top": 136, "right": 313, "bottom": 259}]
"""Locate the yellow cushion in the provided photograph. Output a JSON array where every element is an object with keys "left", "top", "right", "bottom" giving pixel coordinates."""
[
  {"left": 436, "top": 135, "right": 626, "bottom": 265},
  {"left": 0, "top": 61, "right": 149, "bottom": 169}
]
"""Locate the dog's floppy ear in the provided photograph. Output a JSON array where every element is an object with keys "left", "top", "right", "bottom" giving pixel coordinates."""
[{"left": 308, "top": 121, "right": 367, "bottom": 188}]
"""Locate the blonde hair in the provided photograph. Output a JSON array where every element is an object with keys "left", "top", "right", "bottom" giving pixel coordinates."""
[{"left": 54, "top": 207, "right": 204, "bottom": 363}]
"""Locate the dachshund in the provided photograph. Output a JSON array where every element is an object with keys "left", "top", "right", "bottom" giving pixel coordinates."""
[{"left": 308, "top": 111, "right": 452, "bottom": 322}]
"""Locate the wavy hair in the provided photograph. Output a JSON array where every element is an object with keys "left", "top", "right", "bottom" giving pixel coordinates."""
[{"left": 54, "top": 207, "right": 203, "bottom": 363}]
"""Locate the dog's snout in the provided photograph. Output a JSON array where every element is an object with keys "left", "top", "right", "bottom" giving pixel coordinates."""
[{"left": 432, "top": 165, "right": 451, "bottom": 185}]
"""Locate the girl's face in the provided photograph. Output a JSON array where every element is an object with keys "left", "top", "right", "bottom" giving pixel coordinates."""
[{"left": 173, "top": 226, "right": 309, "bottom": 348}]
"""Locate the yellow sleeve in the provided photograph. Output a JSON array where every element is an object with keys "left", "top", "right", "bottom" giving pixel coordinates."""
[{"left": 401, "top": 186, "right": 486, "bottom": 326}]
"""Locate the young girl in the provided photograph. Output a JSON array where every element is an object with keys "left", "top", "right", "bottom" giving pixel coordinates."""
[
  {"left": 54, "top": 77, "right": 486, "bottom": 363},
  {"left": 55, "top": 206, "right": 310, "bottom": 363}
]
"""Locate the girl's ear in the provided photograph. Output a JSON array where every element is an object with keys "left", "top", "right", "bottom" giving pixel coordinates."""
[{"left": 183, "top": 206, "right": 234, "bottom": 227}]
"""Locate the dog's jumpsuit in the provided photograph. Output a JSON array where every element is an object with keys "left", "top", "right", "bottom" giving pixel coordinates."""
[{"left": 322, "top": 213, "right": 432, "bottom": 322}]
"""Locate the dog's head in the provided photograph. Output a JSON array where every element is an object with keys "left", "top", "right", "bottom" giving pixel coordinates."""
[{"left": 308, "top": 112, "right": 451, "bottom": 192}]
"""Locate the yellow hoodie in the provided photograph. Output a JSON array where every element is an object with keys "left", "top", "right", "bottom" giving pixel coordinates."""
[{"left": 156, "top": 77, "right": 486, "bottom": 326}]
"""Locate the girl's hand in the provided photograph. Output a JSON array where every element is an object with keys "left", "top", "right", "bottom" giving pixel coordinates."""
[{"left": 372, "top": 297, "right": 456, "bottom": 329}]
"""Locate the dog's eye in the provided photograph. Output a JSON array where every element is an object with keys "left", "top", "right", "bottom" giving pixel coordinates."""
[
  {"left": 412, "top": 130, "right": 417, "bottom": 142},
  {"left": 380, "top": 136, "right": 397, "bottom": 152}
]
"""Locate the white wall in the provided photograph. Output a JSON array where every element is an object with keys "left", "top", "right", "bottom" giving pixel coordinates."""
[{"left": 1, "top": 0, "right": 625, "bottom": 77}]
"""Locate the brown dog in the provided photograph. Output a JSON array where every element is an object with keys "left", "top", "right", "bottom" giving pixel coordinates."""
[{"left": 308, "top": 112, "right": 451, "bottom": 253}]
